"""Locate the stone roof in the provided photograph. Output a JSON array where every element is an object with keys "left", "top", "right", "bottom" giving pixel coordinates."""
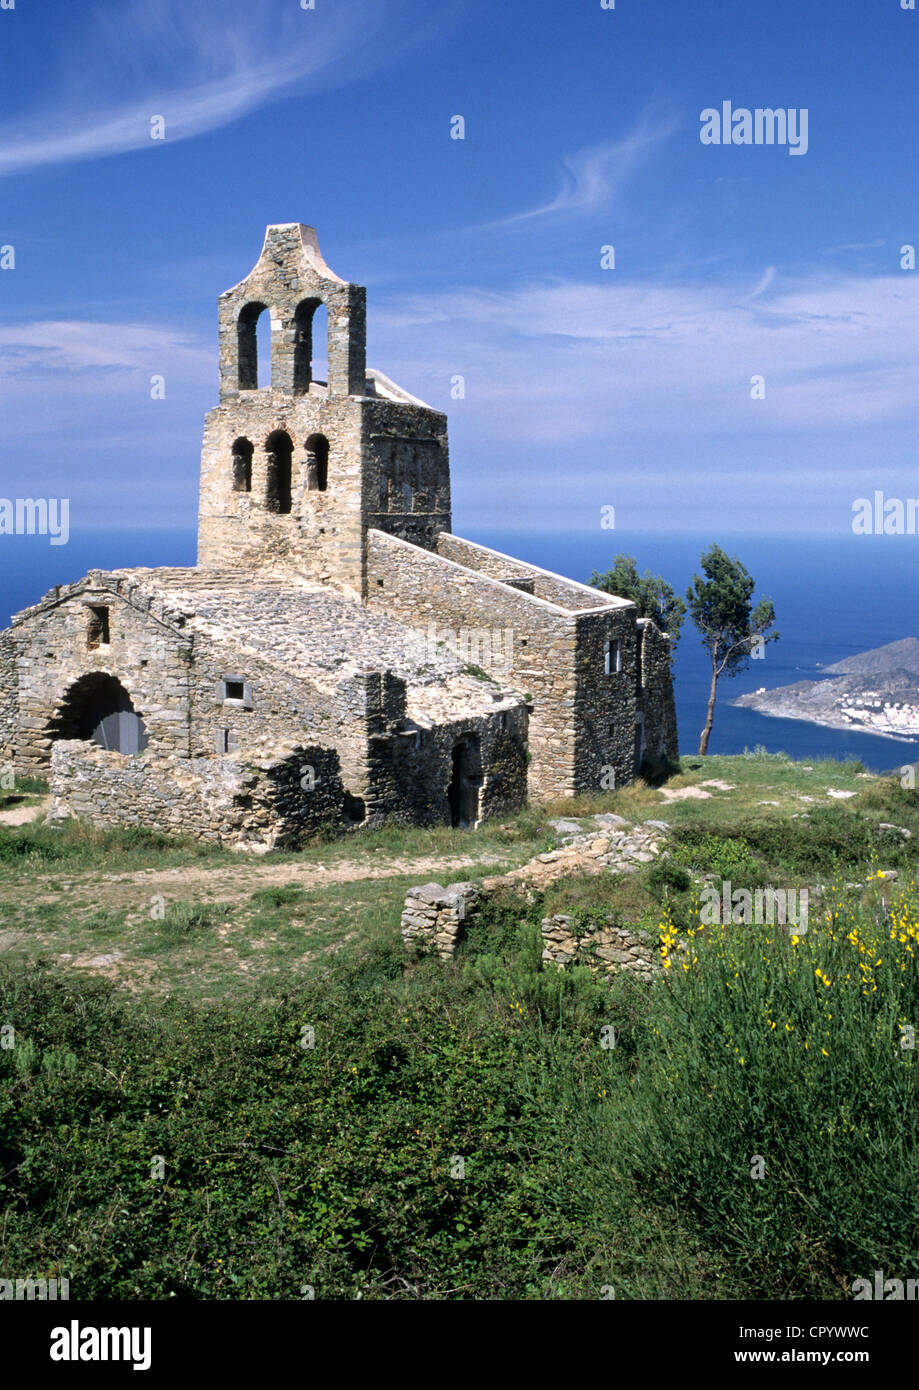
[{"left": 103, "top": 567, "right": 523, "bottom": 722}]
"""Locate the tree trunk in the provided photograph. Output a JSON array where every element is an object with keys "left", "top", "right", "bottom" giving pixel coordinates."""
[{"left": 698, "top": 665, "right": 719, "bottom": 756}]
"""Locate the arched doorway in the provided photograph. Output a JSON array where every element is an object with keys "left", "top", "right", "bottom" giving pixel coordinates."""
[
  {"left": 51, "top": 673, "right": 148, "bottom": 754},
  {"left": 447, "top": 734, "right": 482, "bottom": 828}
]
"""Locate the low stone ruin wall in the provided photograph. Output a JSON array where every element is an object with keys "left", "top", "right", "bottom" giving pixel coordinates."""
[
  {"left": 540, "top": 914, "right": 658, "bottom": 981},
  {"left": 401, "top": 881, "right": 483, "bottom": 958},
  {"left": 49, "top": 740, "right": 347, "bottom": 850},
  {"left": 400, "top": 812, "right": 668, "bottom": 979}
]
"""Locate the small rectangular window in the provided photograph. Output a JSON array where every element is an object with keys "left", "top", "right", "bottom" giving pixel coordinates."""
[
  {"left": 216, "top": 728, "right": 239, "bottom": 753},
  {"left": 87, "top": 605, "right": 110, "bottom": 649},
  {"left": 217, "top": 677, "right": 252, "bottom": 707},
  {"left": 604, "top": 638, "right": 622, "bottom": 676}
]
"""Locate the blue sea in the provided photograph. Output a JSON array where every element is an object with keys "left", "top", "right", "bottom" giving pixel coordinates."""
[{"left": 1, "top": 526, "right": 915, "bottom": 774}]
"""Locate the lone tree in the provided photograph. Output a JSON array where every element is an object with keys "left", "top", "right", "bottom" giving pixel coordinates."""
[
  {"left": 589, "top": 555, "right": 686, "bottom": 664},
  {"left": 686, "top": 544, "right": 779, "bottom": 756}
]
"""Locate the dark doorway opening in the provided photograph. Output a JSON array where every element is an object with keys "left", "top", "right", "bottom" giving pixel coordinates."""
[
  {"left": 447, "top": 734, "right": 482, "bottom": 828},
  {"left": 51, "top": 673, "right": 148, "bottom": 754},
  {"left": 634, "top": 717, "right": 644, "bottom": 774}
]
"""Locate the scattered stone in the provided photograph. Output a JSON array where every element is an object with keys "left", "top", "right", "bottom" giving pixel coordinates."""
[
  {"left": 548, "top": 818, "right": 587, "bottom": 838},
  {"left": 827, "top": 789, "right": 857, "bottom": 799}
]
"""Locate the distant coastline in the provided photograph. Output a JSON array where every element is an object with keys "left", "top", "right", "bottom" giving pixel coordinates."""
[{"left": 731, "top": 638, "right": 919, "bottom": 747}]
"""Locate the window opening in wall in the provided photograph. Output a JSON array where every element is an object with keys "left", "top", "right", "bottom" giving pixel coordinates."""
[
  {"left": 265, "top": 431, "right": 293, "bottom": 514},
  {"left": 604, "top": 638, "right": 622, "bottom": 675},
  {"left": 237, "top": 301, "right": 269, "bottom": 390},
  {"left": 293, "top": 297, "right": 322, "bottom": 393},
  {"left": 217, "top": 728, "right": 239, "bottom": 753},
  {"left": 231, "top": 437, "right": 254, "bottom": 492},
  {"left": 225, "top": 680, "right": 244, "bottom": 701},
  {"left": 305, "top": 434, "right": 329, "bottom": 492},
  {"left": 87, "top": 606, "right": 110, "bottom": 649}
]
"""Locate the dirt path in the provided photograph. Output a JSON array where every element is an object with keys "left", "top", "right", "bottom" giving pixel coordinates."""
[
  {"left": 35, "top": 848, "right": 521, "bottom": 912},
  {"left": 0, "top": 796, "right": 50, "bottom": 826}
]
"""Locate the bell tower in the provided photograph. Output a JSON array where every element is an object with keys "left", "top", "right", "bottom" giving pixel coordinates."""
[{"left": 196, "top": 223, "right": 452, "bottom": 598}]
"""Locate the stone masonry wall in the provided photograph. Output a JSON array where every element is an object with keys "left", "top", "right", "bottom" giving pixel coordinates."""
[
  {"left": 49, "top": 741, "right": 347, "bottom": 851},
  {"left": 360, "top": 398, "right": 451, "bottom": 555},
  {"left": 637, "top": 619, "right": 679, "bottom": 765},
  {"left": 197, "top": 392, "right": 367, "bottom": 596},
  {"left": 437, "top": 534, "right": 612, "bottom": 612},
  {"left": 367, "top": 528, "right": 641, "bottom": 797},
  {"left": 401, "top": 882, "right": 483, "bottom": 958},
  {"left": 540, "top": 915, "right": 658, "bottom": 981},
  {"left": 2, "top": 575, "right": 371, "bottom": 800},
  {"left": 6, "top": 574, "right": 195, "bottom": 776},
  {"left": 0, "top": 630, "right": 18, "bottom": 767}
]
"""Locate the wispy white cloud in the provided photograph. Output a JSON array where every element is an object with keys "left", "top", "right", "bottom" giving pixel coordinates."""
[
  {"left": 489, "top": 106, "right": 680, "bottom": 226},
  {"left": 821, "top": 238, "right": 886, "bottom": 255},
  {"left": 0, "top": 320, "right": 210, "bottom": 374},
  {"left": 0, "top": 0, "right": 416, "bottom": 177},
  {"left": 745, "top": 265, "right": 777, "bottom": 301},
  {"left": 376, "top": 272, "right": 919, "bottom": 446}
]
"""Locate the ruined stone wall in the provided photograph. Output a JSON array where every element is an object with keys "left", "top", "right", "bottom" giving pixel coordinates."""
[
  {"left": 3, "top": 574, "right": 378, "bottom": 806},
  {"left": 0, "top": 629, "right": 18, "bottom": 767},
  {"left": 540, "top": 914, "right": 659, "bottom": 981},
  {"left": 365, "top": 705, "right": 528, "bottom": 826},
  {"left": 401, "top": 882, "right": 483, "bottom": 958},
  {"left": 49, "top": 741, "right": 347, "bottom": 851},
  {"left": 399, "top": 887, "right": 660, "bottom": 980}
]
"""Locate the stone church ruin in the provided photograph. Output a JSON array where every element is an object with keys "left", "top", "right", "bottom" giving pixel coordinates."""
[{"left": 0, "top": 224, "right": 678, "bottom": 849}]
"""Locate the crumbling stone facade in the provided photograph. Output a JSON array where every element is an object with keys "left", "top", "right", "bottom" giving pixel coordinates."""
[{"left": 0, "top": 223, "right": 677, "bottom": 844}]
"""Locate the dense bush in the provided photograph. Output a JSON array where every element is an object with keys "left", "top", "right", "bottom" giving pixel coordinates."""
[{"left": 2, "top": 800, "right": 917, "bottom": 1300}]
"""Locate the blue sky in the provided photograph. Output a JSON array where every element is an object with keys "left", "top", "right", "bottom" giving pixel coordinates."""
[{"left": 1, "top": 0, "right": 917, "bottom": 537}]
